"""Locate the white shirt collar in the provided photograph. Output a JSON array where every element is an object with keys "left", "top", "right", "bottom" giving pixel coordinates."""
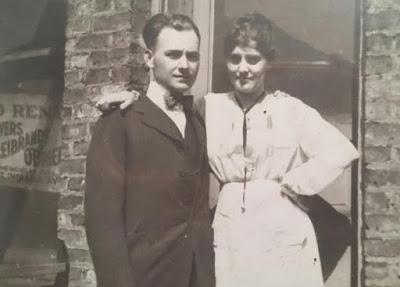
[{"left": 146, "top": 81, "right": 171, "bottom": 111}]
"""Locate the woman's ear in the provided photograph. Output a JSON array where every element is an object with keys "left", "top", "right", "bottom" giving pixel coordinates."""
[{"left": 144, "top": 49, "right": 154, "bottom": 69}]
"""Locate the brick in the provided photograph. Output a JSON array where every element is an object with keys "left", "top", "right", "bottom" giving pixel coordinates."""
[
  {"left": 365, "top": 261, "right": 389, "bottom": 279},
  {"left": 58, "top": 229, "right": 86, "bottom": 247},
  {"left": 95, "top": 0, "right": 112, "bottom": 12},
  {"left": 61, "top": 142, "right": 71, "bottom": 159},
  {"left": 85, "top": 68, "right": 111, "bottom": 85},
  {"left": 365, "top": 167, "right": 400, "bottom": 186},
  {"left": 65, "top": 70, "right": 82, "bottom": 86},
  {"left": 365, "top": 215, "right": 400, "bottom": 232},
  {"left": 59, "top": 195, "right": 83, "bottom": 210},
  {"left": 73, "top": 141, "right": 89, "bottom": 156},
  {"left": 66, "top": 17, "right": 91, "bottom": 36},
  {"left": 366, "top": 0, "right": 400, "bottom": 12},
  {"left": 64, "top": 88, "right": 85, "bottom": 104},
  {"left": 60, "top": 158, "right": 86, "bottom": 174},
  {"left": 84, "top": 269, "right": 97, "bottom": 284},
  {"left": 62, "top": 123, "right": 87, "bottom": 140},
  {"left": 72, "top": 103, "right": 100, "bottom": 120},
  {"left": 114, "top": 0, "right": 131, "bottom": 10},
  {"left": 366, "top": 100, "right": 400, "bottom": 121},
  {"left": 71, "top": 0, "right": 94, "bottom": 17},
  {"left": 65, "top": 38, "right": 78, "bottom": 53},
  {"left": 366, "top": 33, "right": 395, "bottom": 52},
  {"left": 365, "top": 239, "right": 400, "bottom": 257},
  {"left": 71, "top": 213, "right": 86, "bottom": 225},
  {"left": 93, "top": 12, "right": 131, "bottom": 32},
  {"left": 365, "top": 146, "right": 391, "bottom": 163},
  {"left": 366, "top": 10, "right": 400, "bottom": 31},
  {"left": 365, "top": 55, "right": 394, "bottom": 75},
  {"left": 394, "top": 34, "right": 400, "bottom": 49},
  {"left": 365, "top": 75, "right": 400, "bottom": 100},
  {"left": 71, "top": 54, "right": 89, "bottom": 68},
  {"left": 90, "top": 47, "right": 130, "bottom": 67},
  {"left": 57, "top": 177, "right": 68, "bottom": 191},
  {"left": 112, "top": 30, "right": 132, "bottom": 47},
  {"left": 129, "top": 65, "right": 149, "bottom": 86},
  {"left": 111, "top": 66, "right": 131, "bottom": 82},
  {"left": 76, "top": 34, "right": 113, "bottom": 50},
  {"left": 89, "top": 51, "right": 109, "bottom": 66},
  {"left": 68, "top": 248, "right": 92, "bottom": 263},
  {"left": 365, "top": 122, "right": 400, "bottom": 145},
  {"left": 68, "top": 266, "right": 84, "bottom": 281},
  {"left": 130, "top": 0, "right": 151, "bottom": 34},
  {"left": 130, "top": 41, "right": 146, "bottom": 65},
  {"left": 69, "top": 265, "right": 96, "bottom": 284},
  {"left": 57, "top": 213, "right": 69, "bottom": 227},
  {"left": 62, "top": 106, "right": 73, "bottom": 120},
  {"left": 68, "top": 176, "right": 85, "bottom": 191},
  {"left": 365, "top": 192, "right": 390, "bottom": 213}
]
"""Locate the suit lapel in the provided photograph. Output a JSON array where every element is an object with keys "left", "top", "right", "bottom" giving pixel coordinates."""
[
  {"left": 134, "top": 95, "right": 184, "bottom": 144},
  {"left": 189, "top": 112, "right": 206, "bottom": 157}
]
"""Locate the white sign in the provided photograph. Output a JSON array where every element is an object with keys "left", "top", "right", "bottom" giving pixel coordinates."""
[{"left": 0, "top": 93, "right": 61, "bottom": 191}]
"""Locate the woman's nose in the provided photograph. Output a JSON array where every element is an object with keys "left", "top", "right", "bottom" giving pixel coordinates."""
[{"left": 237, "top": 59, "right": 249, "bottom": 72}]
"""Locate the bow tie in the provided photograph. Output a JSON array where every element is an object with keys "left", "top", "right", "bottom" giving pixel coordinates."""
[{"left": 165, "top": 94, "right": 193, "bottom": 112}]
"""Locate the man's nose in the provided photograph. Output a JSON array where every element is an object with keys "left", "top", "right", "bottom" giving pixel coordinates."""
[{"left": 178, "top": 55, "right": 189, "bottom": 69}]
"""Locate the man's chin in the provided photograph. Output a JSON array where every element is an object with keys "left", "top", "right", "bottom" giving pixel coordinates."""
[{"left": 172, "top": 83, "right": 192, "bottom": 93}]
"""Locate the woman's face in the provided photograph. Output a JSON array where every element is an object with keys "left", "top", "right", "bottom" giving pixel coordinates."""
[{"left": 226, "top": 45, "right": 269, "bottom": 96}]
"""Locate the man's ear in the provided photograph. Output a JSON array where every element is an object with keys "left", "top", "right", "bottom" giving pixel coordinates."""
[{"left": 144, "top": 49, "right": 154, "bottom": 69}]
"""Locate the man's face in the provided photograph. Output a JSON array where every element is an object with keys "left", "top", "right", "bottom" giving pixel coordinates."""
[{"left": 146, "top": 27, "right": 200, "bottom": 94}]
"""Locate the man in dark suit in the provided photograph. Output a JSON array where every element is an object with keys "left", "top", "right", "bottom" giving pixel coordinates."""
[{"left": 85, "top": 13, "right": 215, "bottom": 287}]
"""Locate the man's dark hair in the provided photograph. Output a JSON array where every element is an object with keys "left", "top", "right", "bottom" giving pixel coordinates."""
[
  {"left": 142, "top": 13, "right": 201, "bottom": 50},
  {"left": 224, "top": 13, "right": 275, "bottom": 61}
]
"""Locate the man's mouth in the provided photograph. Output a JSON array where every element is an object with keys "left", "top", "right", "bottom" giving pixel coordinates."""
[{"left": 174, "top": 75, "right": 189, "bottom": 79}]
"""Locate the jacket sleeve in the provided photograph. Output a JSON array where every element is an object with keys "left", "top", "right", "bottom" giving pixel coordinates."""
[
  {"left": 281, "top": 99, "right": 359, "bottom": 195},
  {"left": 85, "top": 111, "right": 135, "bottom": 287}
]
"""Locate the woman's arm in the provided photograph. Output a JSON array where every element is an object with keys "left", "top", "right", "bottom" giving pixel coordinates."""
[{"left": 281, "top": 99, "right": 359, "bottom": 196}]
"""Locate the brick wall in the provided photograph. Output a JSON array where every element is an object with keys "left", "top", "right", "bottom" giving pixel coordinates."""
[
  {"left": 60, "top": 0, "right": 150, "bottom": 285},
  {"left": 363, "top": 0, "right": 400, "bottom": 286},
  {"left": 58, "top": 0, "right": 400, "bottom": 286}
]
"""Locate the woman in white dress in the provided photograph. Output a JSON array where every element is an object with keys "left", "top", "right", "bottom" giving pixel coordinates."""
[
  {"left": 97, "top": 13, "right": 359, "bottom": 287},
  {"left": 204, "top": 13, "right": 358, "bottom": 287}
]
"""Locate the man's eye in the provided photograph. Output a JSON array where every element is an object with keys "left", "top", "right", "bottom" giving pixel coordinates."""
[
  {"left": 186, "top": 52, "right": 200, "bottom": 62},
  {"left": 228, "top": 54, "right": 241, "bottom": 65},
  {"left": 245, "top": 55, "right": 262, "bottom": 65},
  {"left": 166, "top": 51, "right": 183, "bottom": 59}
]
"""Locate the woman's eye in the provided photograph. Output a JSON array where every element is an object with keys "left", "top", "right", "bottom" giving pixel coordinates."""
[
  {"left": 228, "top": 54, "right": 242, "bottom": 65},
  {"left": 245, "top": 55, "right": 262, "bottom": 65}
]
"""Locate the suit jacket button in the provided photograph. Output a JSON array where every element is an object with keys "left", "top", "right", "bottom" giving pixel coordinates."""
[
  {"left": 179, "top": 171, "right": 186, "bottom": 177},
  {"left": 184, "top": 234, "right": 188, "bottom": 239}
]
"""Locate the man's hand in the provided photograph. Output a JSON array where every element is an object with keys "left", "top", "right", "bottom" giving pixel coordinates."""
[{"left": 95, "top": 90, "right": 140, "bottom": 112}]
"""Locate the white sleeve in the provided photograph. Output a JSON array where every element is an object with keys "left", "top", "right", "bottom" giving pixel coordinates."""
[{"left": 281, "top": 99, "right": 359, "bottom": 195}]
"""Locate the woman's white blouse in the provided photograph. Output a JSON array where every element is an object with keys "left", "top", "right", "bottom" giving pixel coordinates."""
[{"left": 205, "top": 90, "right": 359, "bottom": 196}]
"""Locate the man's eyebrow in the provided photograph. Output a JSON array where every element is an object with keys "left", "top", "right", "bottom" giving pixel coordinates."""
[{"left": 165, "top": 49, "right": 183, "bottom": 53}]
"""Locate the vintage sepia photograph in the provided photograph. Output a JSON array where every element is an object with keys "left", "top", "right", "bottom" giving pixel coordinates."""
[{"left": 0, "top": 0, "right": 398, "bottom": 286}]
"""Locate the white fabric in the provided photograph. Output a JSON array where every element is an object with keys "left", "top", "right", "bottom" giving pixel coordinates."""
[
  {"left": 205, "top": 91, "right": 359, "bottom": 287},
  {"left": 146, "top": 81, "right": 187, "bottom": 137}
]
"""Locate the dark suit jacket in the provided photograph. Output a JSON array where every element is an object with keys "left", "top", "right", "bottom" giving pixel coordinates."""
[{"left": 85, "top": 95, "right": 215, "bottom": 287}]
